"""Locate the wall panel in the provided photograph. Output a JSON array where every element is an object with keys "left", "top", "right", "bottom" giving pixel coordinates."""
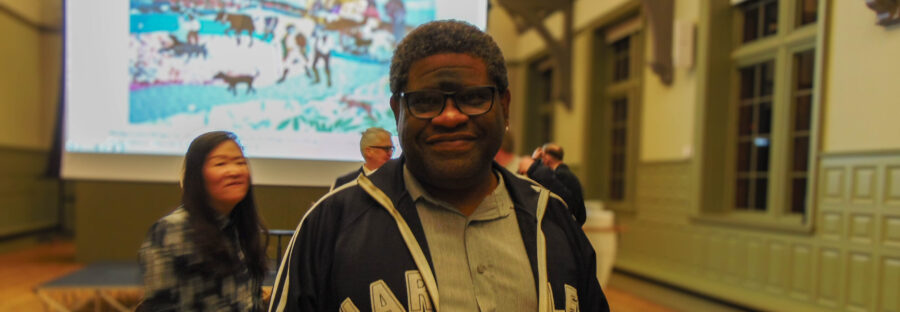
[
  {"left": 846, "top": 252, "right": 874, "bottom": 311},
  {"left": 745, "top": 239, "right": 766, "bottom": 289},
  {"left": 706, "top": 235, "right": 726, "bottom": 280},
  {"left": 725, "top": 236, "right": 746, "bottom": 283},
  {"left": 0, "top": 148, "right": 58, "bottom": 240},
  {"left": 882, "top": 256, "right": 900, "bottom": 312},
  {"left": 790, "top": 244, "right": 812, "bottom": 301},
  {"left": 884, "top": 216, "right": 900, "bottom": 249},
  {"left": 616, "top": 154, "right": 900, "bottom": 311},
  {"left": 820, "top": 211, "right": 844, "bottom": 240},
  {"left": 669, "top": 228, "right": 694, "bottom": 267},
  {"left": 766, "top": 241, "right": 789, "bottom": 294},
  {"left": 886, "top": 165, "right": 900, "bottom": 207},
  {"left": 822, "top": 167, "right": 846, "bottom": 203},
  {"left": 851, "top": 166, "right": 877, "bottom": 206},
  {"left": 691, "top": 232, "right": 705, "bottom": 275},
  {"left": 849, "top": 214, "right": 876, "bottom": 244},
  {"left": 816, "top": 248, "right": 841, "bottom": 308}
]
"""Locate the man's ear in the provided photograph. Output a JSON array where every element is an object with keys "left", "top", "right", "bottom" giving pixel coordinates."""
[
  {"left": 389, "top": 95, "right": 401, "bottom": 124},
  {"left": 500, "top": 88, "right": 511, "bottom": 120}
]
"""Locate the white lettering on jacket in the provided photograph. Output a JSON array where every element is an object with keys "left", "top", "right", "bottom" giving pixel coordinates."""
[
  {"left": 370, "top": 279, "right": 406, "bottom": 312},
  {"left": 339, "top": 298, "right": 360, "bottom": 312},
  {"left": 405, "top": 270, "right": 433, "bottom": 312},
  {"left": 344, "top": 272, "right": 588, "bottom": 311},
  {"left": 547, "top": 283, "right": 580, "bottom": 312},
  {"left": 342, "top": 271, "right": 435, "bottom": 312}
]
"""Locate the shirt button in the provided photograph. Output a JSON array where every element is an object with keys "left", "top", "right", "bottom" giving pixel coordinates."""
[{"left": 477, "top": 265, "right": 486, "bottom": 274}]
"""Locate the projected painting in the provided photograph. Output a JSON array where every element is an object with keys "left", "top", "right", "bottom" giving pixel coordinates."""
[{"left": 128, "top": 0, "right": 433, "bottom": 135}]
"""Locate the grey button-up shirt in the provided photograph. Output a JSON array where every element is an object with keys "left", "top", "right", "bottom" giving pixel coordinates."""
[{"left": 403, "top": 166, "right": 537, "bottom": 311}]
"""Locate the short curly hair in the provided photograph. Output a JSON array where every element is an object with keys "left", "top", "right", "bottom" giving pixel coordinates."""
[{"left": 389, "top": 20, "right": 508, "bottom": 94}]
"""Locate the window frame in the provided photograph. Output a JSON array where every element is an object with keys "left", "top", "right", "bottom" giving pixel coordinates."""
[
  {"left": 693, "top": 0, "right": 826, "bottom": 232},
  {"left": 524, "top": 56, "right": 556, "bottom": 151},
  {"left": 585, "top": 14, "right": 644, "bottom": 212}
]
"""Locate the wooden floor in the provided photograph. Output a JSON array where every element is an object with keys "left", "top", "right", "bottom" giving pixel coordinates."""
[
  {"left": 0, "top": 240, "right": 725, "bottom": 312},
  {"left": 604, "top": 287, "right": 677, "bottom": 312},
  {"left": 0, "top": 240, "right": 83, "bottom": 311}
]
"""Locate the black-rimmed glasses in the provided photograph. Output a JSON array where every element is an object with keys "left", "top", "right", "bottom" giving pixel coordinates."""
[
  {"left": 368, "top": 145, "right": 395, "bottom": 153},
  {"left": 398, "top": 85, "right": 497, "bottom": 119}
]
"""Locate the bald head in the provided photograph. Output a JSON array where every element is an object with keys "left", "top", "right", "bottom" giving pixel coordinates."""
[
  {"left": 541, "top": 143, "right": 564, "bottom": 169},
  {"left": 542, "top": 143, "right": 563, "bottom": 160}
]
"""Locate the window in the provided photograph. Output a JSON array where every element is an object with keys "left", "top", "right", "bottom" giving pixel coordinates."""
[
  {"left": 608, "top": 37, "right": 632, "bottom": 202},
  {"left": 735, "top": 61, "right": 774, "bottom": 211},
  {"left": 525, "top": 58, "right": 555, "bottom": 150},
  {"left": 586, "top": 15, "right": 643, "bottom": 210},
  {"left": 609, "top": 97, "right": 629, "bottom": 201},
  {"left": 698, "top": 0, "right": 822, "bottom": 228},
  {"left": 732, "top": 0, "right": 819, "bottom": 217},
  {"left": 796, "top": 0, "right": 818, "bottom": 26},
  {"left": 790, "top": 50, "right": 815, "bottom": 214},
  {"left": 612, "top": 38, "right": 630, "bottom": 82},
  {"left": 741, "top": 0, "right": 779, "bottom": 43},
  {"left": 537, "top": 66, "right": 554, "bottom": 144}
]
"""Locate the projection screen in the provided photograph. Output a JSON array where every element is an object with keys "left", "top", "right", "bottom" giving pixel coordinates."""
[{"left": 63, "top": 0, "right": 488, "bottom": 186}]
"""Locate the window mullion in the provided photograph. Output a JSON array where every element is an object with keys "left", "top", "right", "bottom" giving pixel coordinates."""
[
  {"left": 767, "top": 45, "right": 792, "bottom": 217},
  {"left": 779, "top": 0, "right": 796, "bottom": 34}
]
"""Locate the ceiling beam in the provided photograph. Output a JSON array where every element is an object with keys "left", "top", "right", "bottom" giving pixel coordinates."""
[{"left": 495, "top": 0, "right": 574, "bottom": 109}]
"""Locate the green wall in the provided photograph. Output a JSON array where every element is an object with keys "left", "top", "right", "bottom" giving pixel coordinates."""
[
  {"left": 617, "top": 153, "right": 900, "bottom": 311},
  {"left": 74, "top": 181, "right": 328, "bottom": 262},
  {"left": 0, "top": 147, "right": 59, "bottom": 250},
  {"left": 0, "top": 1, "right": 63, "bottom": 252}
]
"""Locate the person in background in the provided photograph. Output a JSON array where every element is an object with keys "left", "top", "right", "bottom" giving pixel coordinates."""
[
  {"left": 138, "top": 131, "right": 268, "bottom": 311},
  {"left": 520, "top": 142, "right": 587, "bottom": 225},
  {"left": 330, "top": 127, "right": 394, "bottom": 191},
  {"left": 269, "top": 20, "right": 608, "bottom": 312}
]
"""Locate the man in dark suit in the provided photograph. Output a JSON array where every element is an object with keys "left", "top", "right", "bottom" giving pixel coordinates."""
[
  {"left": 330, "top": 127, "right": 394, "bottom": 190},
  {"left": 520, "top": 143, "right": 587, "bottom": 225}
]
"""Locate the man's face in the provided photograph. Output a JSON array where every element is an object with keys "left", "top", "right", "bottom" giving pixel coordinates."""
[
  {"left": 364, "top": 134, "right": 394, "bottom": 169},
  {"left": 541, "top": 151, "right": 555, "bottom": 166},
  {"left": 391, "top": 53, "right": 510, "bottom": 186}
]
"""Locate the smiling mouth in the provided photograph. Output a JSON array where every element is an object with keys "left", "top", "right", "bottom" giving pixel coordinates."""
[
  {"left": 426, "top": 133, "right": 477, "bottom": 151},
  {"left": 225, "top": 181, "right": 245, "bottom": 187},
  {"left": 426, "top": 133, "right": 477, "bottom": 144}
]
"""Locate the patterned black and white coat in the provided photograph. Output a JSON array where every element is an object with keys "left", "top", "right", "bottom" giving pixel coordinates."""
[{"left": 139, "top": 207, "right": 262, "bottom": 311}]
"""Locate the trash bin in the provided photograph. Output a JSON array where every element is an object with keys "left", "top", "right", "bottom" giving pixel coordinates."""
[{"left": 583, "top": 200, "right": 616, "bottom": 287}]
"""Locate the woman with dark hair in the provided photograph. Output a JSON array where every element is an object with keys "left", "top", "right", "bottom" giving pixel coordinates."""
[{"left": 138, "top": 131, "right": 269, "bottom": 311}]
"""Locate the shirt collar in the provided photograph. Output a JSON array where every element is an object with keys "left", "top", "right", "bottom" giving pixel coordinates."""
[
  {"left": 402, "top": 165, "right": 514, "bottom": 221},
  {"left": 363, "top": 165, "right": 377, "bottom": 176}
]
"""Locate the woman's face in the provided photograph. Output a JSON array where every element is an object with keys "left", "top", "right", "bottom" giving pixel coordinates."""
[{"left": 203, "top": 140, "right": 250, "bottom": 215}]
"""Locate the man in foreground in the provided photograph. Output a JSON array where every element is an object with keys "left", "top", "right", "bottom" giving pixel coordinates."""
[{"left": 269, "top": 20, "right": 608, "bottom": 312}]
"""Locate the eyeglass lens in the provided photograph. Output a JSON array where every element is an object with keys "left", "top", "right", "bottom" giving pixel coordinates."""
[{"left": 405, "top": 86, "right": 495, "bottom": 119}]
